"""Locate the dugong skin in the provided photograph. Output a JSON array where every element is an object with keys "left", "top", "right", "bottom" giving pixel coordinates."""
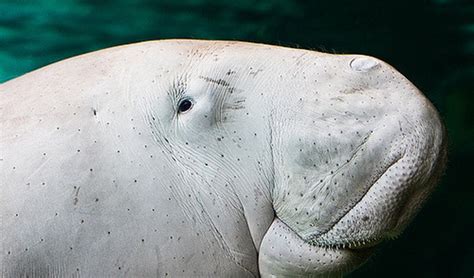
[{"left": 0, "top": 40, "right": 446, "bottom": 277}]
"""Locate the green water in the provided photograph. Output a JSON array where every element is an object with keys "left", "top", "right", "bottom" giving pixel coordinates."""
[{"left": 0, "top": 0, "right": 472, "bottom": 277}]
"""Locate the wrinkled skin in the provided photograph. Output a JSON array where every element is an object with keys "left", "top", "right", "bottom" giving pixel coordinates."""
[{"left": 0, "top": 40, "right": 446, "bottom": 277}]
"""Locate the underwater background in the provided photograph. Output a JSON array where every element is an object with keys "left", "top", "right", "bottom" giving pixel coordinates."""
[{"left": 0, "top": 0, "right": 472, "bottom": 277}]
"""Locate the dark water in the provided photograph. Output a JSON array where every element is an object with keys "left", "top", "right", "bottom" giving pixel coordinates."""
[{"left": 0, "top": 0, "right": 472, "bottom": 277}]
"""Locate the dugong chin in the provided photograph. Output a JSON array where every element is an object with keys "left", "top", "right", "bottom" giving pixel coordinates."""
[{"left": 0, "top": 40, "right": 446, "bottom": 277}]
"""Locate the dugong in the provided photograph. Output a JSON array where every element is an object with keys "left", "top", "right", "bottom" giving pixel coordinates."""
[{"left": 0, "top": 40, "right": 446, "bottom": 277}]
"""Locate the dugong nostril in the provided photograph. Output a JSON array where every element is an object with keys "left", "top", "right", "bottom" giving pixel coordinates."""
[{"left": 350, "top": 57, "right": 380, "bottom": 72}]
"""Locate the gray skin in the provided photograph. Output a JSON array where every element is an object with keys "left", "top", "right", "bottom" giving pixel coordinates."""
[{"left": 0, "top": 40, "right": 446, "bottom": 277}]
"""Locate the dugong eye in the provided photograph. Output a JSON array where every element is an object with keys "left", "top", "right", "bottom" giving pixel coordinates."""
[{"left": 178, "top": 98, "right": 193, "bottom": 113}]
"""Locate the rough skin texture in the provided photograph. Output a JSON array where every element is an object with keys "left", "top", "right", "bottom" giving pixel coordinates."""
[{"left": 0, "top": 40, "right": 446, "bottom": 277}]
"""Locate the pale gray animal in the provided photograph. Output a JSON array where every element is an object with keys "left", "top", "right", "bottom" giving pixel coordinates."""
[{"left": 0, "top": 40, "right": 446, "bottom": 277}]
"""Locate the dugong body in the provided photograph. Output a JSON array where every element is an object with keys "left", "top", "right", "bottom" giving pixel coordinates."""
[{"left": 0, "top": 40, "right": 446, "bottom": 277}]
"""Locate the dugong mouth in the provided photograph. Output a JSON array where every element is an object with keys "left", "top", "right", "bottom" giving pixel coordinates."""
[
  {"left": 259, "top": 217, "right": 379, "bottom": 277},
  {"left": 296, "top": 179, "right": 389, "bottom": 252},
  {"left": 301, "top": 157, "right": 417, "bottom": 251},
  {"left": 306, "top": 214, "right": 386, "bottom": 251},
  {"left": 304, "top": 165, "right": 396, "bottom": 251}
]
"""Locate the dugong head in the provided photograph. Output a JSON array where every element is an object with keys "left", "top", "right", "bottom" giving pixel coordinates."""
[
  {"left": 0, "top": 40, "right": 446, "bottom": 277},
  {"left": 144, "top": 41, "right": 446, "bottom": 275},
  {"left": 167, "top": 41, "right": 445, "bottom": 274}
]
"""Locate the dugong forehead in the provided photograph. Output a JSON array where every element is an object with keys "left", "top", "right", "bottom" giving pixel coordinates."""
[
  {"left": 156, "top": 40, "right": 401, "bottom": 87},
  {"left": 108, "top": 39, "right": 344, "bottom": 73},
  {"left": 123, "top": 40, "right": 399, "bottom": 97},
  {"left": 169, "top": 39, "right": 339, "bottom": 71}
]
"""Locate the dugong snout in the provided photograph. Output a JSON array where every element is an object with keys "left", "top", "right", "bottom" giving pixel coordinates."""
[
  {"left": 311, "top": 85, "right": 447, "bottom": 248},
  {"left": 263, "top": 55, "right": 447, "bottom": 275}
]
